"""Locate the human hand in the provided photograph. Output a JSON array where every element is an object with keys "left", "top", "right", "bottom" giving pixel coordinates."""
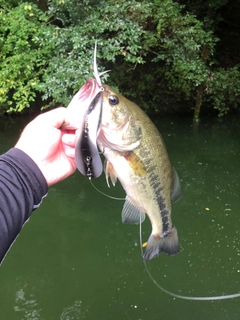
[{"left": 15, "top": 107, "right": 77, "bottom": 186}]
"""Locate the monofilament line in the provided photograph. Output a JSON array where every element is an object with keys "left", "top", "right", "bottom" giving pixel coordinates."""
[
  {"left": 90, "top": 176, "right": 240, "bottom": 300},
  {"left": 139, "top": 215, "right": 240, "bottom": 301},
  {"left": 89, "top": 178, "right": 125, "bottom": 201}
]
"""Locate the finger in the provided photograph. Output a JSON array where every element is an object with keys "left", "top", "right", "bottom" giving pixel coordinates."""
[
  {"left": 35, "top": 107, "right": 67, "bottom": 129},
  {"left": 62, "top": 133, "right": 76, "bottom": 146},
  {"left": 64, "top": 146, "right": 75, "bottom": 159},
  {"left": 61, "top": 129, "right": 76, "bottom": 135}
]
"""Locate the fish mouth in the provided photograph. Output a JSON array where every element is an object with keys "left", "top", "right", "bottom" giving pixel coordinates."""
[
  {"left": 78, "top": 77, "right": 101, "bottom": 104},
  {"left": 62, "top": 78, "right": 102, "bottom": 130}
]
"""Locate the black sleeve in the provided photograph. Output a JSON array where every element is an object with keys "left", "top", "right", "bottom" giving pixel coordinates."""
[{"left": 0, "top": 148, "right": 48, "bottom": 264}]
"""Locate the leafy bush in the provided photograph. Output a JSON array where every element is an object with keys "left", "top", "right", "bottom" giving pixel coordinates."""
[
  {"left": 206, "top": 65, "right": 240, "bottom": 115},
  {"left": 0, "top": 0, "right": 239, "bottom": 117},
  {"left": 0, "top": 2, "right": 55, "bottom": 113},
  {"left": 37, "top": 0, "right": 147, "bottom": 107},
  {"left": 40, "top": 0, "right": 217, "bottom": 112}
]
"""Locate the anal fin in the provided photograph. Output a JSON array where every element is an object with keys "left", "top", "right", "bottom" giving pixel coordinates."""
[{"left": 122, "top": 196, "right": 146, "bottom": 224}]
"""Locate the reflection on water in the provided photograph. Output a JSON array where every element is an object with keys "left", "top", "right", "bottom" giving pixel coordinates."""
[
  {"left": 14, "top": 283, "right": 85, "bottom": 320},
  {"left": 60, "top": 300, "right": 84, "bottom": 320},
  {"left": 14, "top": 284, "right": 42, "bottom": 320},
  {"left": 0, "top": 113, "right": 240, "bottom": 319}
]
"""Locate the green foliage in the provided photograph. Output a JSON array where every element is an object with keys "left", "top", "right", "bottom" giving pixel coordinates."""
[
  {"left": 99, "top": 0, "right": 217, "bottom": 112},
  {"left": 206, "top": 65, "right": 240, "bottom": 115},
  {"left": 44, "top": 0, "right": 217, "bottom": 112},
  {"left": 0, "top": 2, "right": 54, "bottom": 113},
  {"left": 38, "top": 0, "right": 146, "bottom": 107},
  {"left": 0, "top": 0, "right": 239, "bottom": 116}
]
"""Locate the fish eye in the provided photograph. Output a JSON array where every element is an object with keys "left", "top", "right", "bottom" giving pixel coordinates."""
[{"left": 108, "top": 95, "right": 119, "bottom": 106}]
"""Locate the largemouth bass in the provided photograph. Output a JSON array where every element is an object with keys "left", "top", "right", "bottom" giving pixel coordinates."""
[
  {"left": 64, "top": 75, "right": 182, "bottom": 260},
  {"left": 63, "top": 38, "right": 182, "bottom": 260},
  {"left": 96, "top": 82, "right": 182, "bottom": 260},
  {"left": 63, "top": 51, "right": 240, "bottom": 297}
]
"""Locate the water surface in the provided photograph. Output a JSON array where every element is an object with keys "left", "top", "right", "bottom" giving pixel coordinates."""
[{"left": 0, "top": 113, "right": 240, "bottom": 319}]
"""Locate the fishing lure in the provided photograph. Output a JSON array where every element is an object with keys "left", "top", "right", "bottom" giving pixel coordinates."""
[
  {"left": 75, "top": 90, "right": 103, "bottom": 178},
  {"left": 72, "top": 43, "right": 105, "bottom": 178},
  {"left": 75, "top": 42, "right": 111, "bottom": 178}
]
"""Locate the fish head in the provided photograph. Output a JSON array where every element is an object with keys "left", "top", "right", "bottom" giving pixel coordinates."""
[
  {"left": 97, "top": 84, "right": 142, "bottom": 152},
  {"left": 100, "top": 84, "right": 130, "bottom": 129}
]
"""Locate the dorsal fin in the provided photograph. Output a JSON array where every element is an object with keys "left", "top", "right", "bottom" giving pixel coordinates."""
[{"left": 171, "top": 167, "right": 182, "bottom": 204}]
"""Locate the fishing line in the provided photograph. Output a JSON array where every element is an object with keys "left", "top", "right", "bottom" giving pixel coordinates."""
[
  {"left": 139, "top": 217, "right": 240, "bottom": 301},
  {"left": 89, "top": 170, "right": 240, "bottom": 300},
  {"left": 93, "top": 41, "right": 110, "bottom": 86},
  {"left": 89, "top": 178, "right": 240, "bottom": 300},
  {"left": 89, "top": 178, "right": 125, "bottom": 201}
]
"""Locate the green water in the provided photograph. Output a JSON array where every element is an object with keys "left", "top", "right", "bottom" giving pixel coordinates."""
[{"left": 0, "top": 113, "right": 240, "bottom": 319}]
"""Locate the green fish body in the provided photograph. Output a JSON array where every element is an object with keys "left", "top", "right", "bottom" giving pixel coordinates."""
[{"left": 97, "top": 84, "right": 182, "bottom": 260}]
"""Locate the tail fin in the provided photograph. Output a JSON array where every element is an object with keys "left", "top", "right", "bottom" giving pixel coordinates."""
[{"left": 143, "top": 226, "right": 180, "bottom": 261}]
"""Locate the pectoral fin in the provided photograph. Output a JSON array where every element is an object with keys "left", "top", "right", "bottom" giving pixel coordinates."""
[
  {"left": 122, "top": 196, "right": 146, "bottom": 224},
  {"left": 104, "top": 160, "right": 118, "bottom": 187}
]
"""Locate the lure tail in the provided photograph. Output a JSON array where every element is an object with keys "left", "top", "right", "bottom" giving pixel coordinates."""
[{"left": 93, "top": 41, "right": 110, "bottom": 87}]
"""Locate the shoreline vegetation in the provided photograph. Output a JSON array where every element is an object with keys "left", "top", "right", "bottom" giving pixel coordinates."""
[{"left": 0, "top": 0, "right": 239, "bottom": 120}]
